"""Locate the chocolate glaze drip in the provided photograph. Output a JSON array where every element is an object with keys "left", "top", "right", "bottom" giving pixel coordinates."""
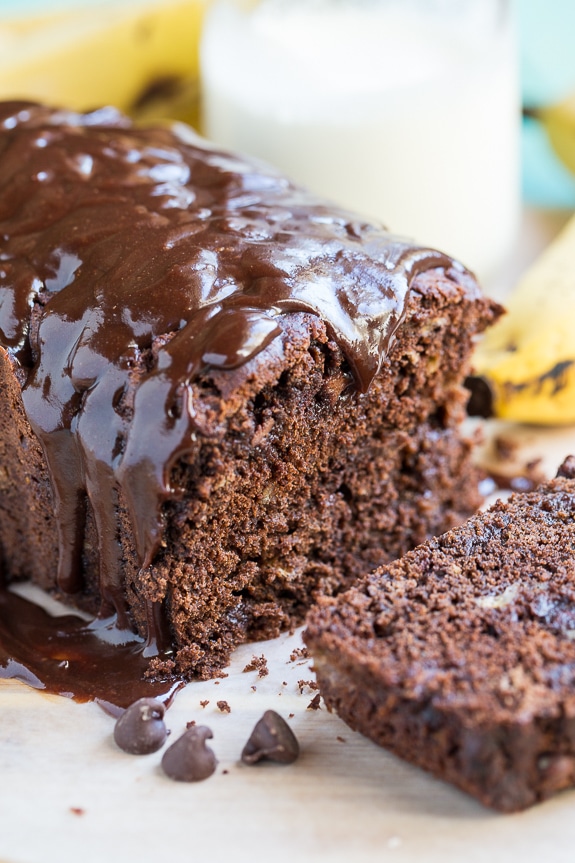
[
  {"left": 0, "top": 588, "right": 183, "bottom": 712},
  {"left": 0, "top": 101, "right": 459, "bottom": 644}
]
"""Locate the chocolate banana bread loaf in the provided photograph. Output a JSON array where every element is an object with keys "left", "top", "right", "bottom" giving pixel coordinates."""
[
  {"left": 305, "top": 457, "right": 575, "bottom": 812},
  {"left": 0, "top": 101, "right": 498, "bottom": 679}
]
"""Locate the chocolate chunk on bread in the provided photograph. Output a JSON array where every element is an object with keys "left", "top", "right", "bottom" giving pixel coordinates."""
[
  {"left": 305, "top": 457, "right": 575, "bottom": 812},
  {"left": 0, "top": 101, "right": 498, "bottom": 678}
]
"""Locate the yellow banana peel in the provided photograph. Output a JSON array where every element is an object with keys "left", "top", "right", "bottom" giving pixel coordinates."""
[
  {"left": 472, "top": 214, "right": 575, "bottom": 426},
  {"left": 0, "top": 0, "right": 207, "bottom": 128},
  {"left": 535, "top": 92, "right": 575, "bottom": 178}
]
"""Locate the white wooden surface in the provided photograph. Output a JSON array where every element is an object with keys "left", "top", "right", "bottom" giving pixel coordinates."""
[{"left": 1, "top": 212, "right": 575, "bottom": 863}]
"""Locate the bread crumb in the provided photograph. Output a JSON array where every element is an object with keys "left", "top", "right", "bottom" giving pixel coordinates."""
[
  {"left": 297, "top": 679, "right": 319, "bottom": 694},
  {"left": 289, "top": 647, "right": 309, "bottom": 662},
  {"left": 243, "top": 654, "right": 269, "bottom": 678},
  {"left": 493, "top": 434, "right": 519, "bottom": 462}
]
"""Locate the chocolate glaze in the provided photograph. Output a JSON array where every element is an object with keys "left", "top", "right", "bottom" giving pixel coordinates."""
[
  {"left": 0, "top": 101, "right": 460, "bottom": 656},
  {"left": 0, "top": 588, "right": 183, "bottom": 712}
]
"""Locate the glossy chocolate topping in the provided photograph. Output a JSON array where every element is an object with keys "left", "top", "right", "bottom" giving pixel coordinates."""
[
  {"left": 0, "top": 587, "right": 183, "bottom": 711},
  {"left": 0, "top": 100, "right": 458, "bottom": 638}
]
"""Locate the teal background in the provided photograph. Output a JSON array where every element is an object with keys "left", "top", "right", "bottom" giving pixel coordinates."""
[
  {"left": 519, "top": 0, "right": 575, "bottom": 206},
  {"left": 519, "top": 0, "right": 575, "bottom": 105}
]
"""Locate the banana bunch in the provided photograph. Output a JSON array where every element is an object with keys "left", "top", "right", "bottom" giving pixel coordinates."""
[
  {"left": 0, "top": 0, "right": 207, "bottom": 128},
  {"left": 470, "top": 214, "right": 575, "bottom": 426}
]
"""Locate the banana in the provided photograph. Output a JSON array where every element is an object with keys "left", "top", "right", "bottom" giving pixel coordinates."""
[
  {"left": 470, "top": 213, "right": 575, "bottom": 426},
  {"left": 532, "top": 92, "right": 575, "bottom": 178},
  {"left": 0, "top": 0, "right": 207, "bottom": 127}
]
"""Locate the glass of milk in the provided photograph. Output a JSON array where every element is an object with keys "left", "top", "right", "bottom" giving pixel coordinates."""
[{"left": 200, "top": 0, "right": 520, "bottom": 281}]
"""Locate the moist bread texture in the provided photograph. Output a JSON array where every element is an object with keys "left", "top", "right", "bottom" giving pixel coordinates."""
[
  {"left": 0, "top": 101, "right": 498, "bottom": 678},
  {"left": 305, "top": 457, "right": 575, "bottom": 812}
]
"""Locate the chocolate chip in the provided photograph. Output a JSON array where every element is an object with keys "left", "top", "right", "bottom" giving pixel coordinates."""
[
  {"left": 113, "top": 697, "right": 168, "bottom": 755},
  {"left": 161, "top": 725, "right": 217, "bottom": 782},
  {"left": 537, "top": 753, "right": 575, "bottom": 793},
  {"left": 241, "top": 710, "right": 300, "bottom": 765},
  {"left": 307, "top": 693, "right": 322, "bottom": 710},
  {"left": 465, "top": 375, "right": 494, "bottom": 418},
  {"left": 557, "top": 456, "right": 575, "bottom": 480}
]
